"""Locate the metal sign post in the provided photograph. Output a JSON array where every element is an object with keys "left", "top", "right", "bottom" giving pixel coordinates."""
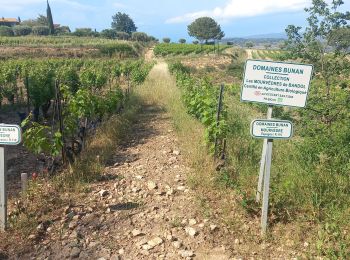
[
  {"left": 256, "top": 106, "right": 272, "bottom": 203},
  {"left": 0, "top": 124, "right": 22, "bottom": 231},
  {"left": 261, "top": 138, "right": 273, "bottom": 234},
  {"left": 0, "top": 147, "right": 7, "bottom": 231}
]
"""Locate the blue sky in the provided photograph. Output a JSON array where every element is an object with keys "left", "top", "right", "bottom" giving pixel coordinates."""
[{"left": 1, "top": 0, "right": 349, "bottom": 40}]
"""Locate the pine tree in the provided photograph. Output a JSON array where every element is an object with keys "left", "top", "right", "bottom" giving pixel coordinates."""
[{"left": 47, "top": 0, "right": 55, "bottom": 35}]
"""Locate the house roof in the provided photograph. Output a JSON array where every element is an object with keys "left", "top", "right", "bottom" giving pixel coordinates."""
[{"left": 0, "top": 18, "right": 18, "bottom": 23}]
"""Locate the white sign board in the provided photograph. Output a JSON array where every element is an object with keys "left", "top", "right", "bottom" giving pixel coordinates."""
[
  {"left": 251, "top": 119, "right": 293, "bottom": 139},
  {"left": 241, "top": 60, "right": 313, "bottom": 107},
  {"left": 0, "top": 124, "right": 22, "bottom": 145}
]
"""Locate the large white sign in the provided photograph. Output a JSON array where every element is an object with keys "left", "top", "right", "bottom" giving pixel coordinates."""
[
  {"left": 251, "top": 119, "right": 293, "bottom": 139},
  {"left": 0, "top": 124, "right": 22, "bottom": 145},
  {"left": 241, "top": 60, "right": 313, "bottom": 107}
]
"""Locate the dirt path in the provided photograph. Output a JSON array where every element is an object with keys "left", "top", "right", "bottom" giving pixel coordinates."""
[
  {"left": 23, "top": 63, "right": 231, "bottom": 260},
  {"left": 246, "top": 49, "right": 253, "bottom": 59}
]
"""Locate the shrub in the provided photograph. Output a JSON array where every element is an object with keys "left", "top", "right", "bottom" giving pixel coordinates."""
[
  {"left": 32, "top": 26, "right": 50, "bottom": 36},
  {"left": 179, "top": 38, "right": 186, "bottom": 44},
  {"left": 193, "top": 40, "right": 199, "bottom": 45},
  {"left": 131, "top": 32, "right": 149, "bottom": 42},
  {"left": 73, "top": 28, "right": 96, "bottom": 37},
  {"left": 116, "top": 31, "right": 130, "bottom": 40},
  {"left": 0, "top": 26, "right": 14, "bottom": 36},
  {"left": 55, "top": 26, "right": 71, "bottom": 35},
  {"left": 100, "top": 29, "right": 117, "bottom": 39},
  {"left": 13, "top": 25, "right": 32, "bottom": 36}
]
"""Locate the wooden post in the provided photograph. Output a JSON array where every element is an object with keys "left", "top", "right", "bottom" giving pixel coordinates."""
[
  {"left": 25, "top": 76, "right": 30, "bottom": 114},
  {"left": 21, "top": 173, "right": 28, "bottom": 192},
  {"left": 214, "top": 84, "right": 225, "bottom": 156},
  {"left": 56, "top": 80, "right": 66, "bottom": 164}
]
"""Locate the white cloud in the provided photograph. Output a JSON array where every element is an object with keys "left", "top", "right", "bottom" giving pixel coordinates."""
[{"left": 166, "top": 0, "right": 311, "bottom": 24}]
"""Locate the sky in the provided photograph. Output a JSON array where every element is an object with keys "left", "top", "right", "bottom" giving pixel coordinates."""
[{"left": 1, "top": 0, "right": 349, "bottom": 40}]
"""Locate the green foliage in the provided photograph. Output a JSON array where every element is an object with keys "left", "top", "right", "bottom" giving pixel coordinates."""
[
  {"left": 154, "top": 43, "right": 229, "bottom": 56},
  {"left": 12, "top": 25, "right": 32, "bottom": 36},
  {"left": 187, "top": 17, "right": 224, "bottom": 43},
  {"left": 32, "top": 26, "right": 50, "bottom": 36},
  {"left": 284, "top": 0, "right": 350, "bottom": 192},
  {"left": 245, "top": 41, "right": 254, "bottom": 48},
  {"left": 179, "top": 38, "right": 186, "bottom": 44},
  {"left": 0, "top": 26, "right": 14, "bottom": 36},
  {"left": 130, "top": 61, "right": 154, "bottom": 85},
  {"left": 55, "top": 26, "right": 71, "bottom": 35},
  {"left": 116, "top": 31, "right": 130, "bottom": 40},
  {"left": 170, "top": 62, "right": 228, "bottom": 150},
  {"left": 111, "top": 12, "right": 137, "bottom": 34},
  {"left": 131, "top": 32, "right": 150, "bottom": 42},
  {"left": 100, "top": 29, "right": 117, "bottom": 39},
  {"left": 21, "top": 116, "right": 63, "bottom": 156},
  {"left": 73, "top": 28, "right": 97, "bottom": 37},
  {"left": 0, "top": 58, "right": 153, "bottom": 158},
  {"left": 316, "top": 221, "right": 350, "bottom": 258},
  {"left": 97, "top": 43, "right": 137, "bottom": 57}
]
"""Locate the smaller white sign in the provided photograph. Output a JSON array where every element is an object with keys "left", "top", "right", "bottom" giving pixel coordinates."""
[
  {"left": 0, "top": 124, "right": 22, "bottom": 145},
  {"left": 251, "top": 119, "right": 293, "bottom": 139}
]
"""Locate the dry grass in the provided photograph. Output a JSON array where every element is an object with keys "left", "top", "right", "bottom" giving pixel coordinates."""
[{"left": 136, "top": 62, "right": 217, "bottom": 190}]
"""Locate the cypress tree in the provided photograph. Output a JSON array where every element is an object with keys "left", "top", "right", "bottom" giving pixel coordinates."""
[{"left": 47, "top": 0, "right": 55, "bottom": 35}]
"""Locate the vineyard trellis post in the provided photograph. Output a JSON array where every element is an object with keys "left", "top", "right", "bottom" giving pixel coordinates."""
[
  {"left": 55, "top": 80, "right": 66, "bottom": 164},
  {"left": 214, "top": 84, "right": 225, "bottom": 157},
  {"left": 25, "top": 76, "right": 30, "bottom": 114}
]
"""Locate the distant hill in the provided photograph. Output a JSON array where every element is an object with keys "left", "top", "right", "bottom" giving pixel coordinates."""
[
  {"left": 221, "top": 32, "right": 286, "bottom": 48},
  {"left": 243, "top": 32, "right": 287, "bottom": 39}
]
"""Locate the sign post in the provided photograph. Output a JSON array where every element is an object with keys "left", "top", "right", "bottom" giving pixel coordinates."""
[
  {"left": 256, "top": 106, "right": 272, "bottom": 203},
  {"left": 0, "top": 147, "right": 6, "bottom": 231},
  {"left": 241, "top": 59, "right": 313, "bottom": 234},
  {"left": 0, "top": 124, "right": 22, "bottom": 231}
]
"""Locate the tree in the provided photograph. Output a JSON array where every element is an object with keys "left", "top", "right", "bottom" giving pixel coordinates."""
[
  {"left": 328, "top": 27, "right": 350, "bottom": 52},
  {"left": 179, "top": 38, "right": 186, "bottom": 44},
  {"left": 116, "top": 31, "right": 130, "bottom": 40},
  {"left": 0, "top": 26, "right": 14, "bottom": 36},
  {"left": 245, "top": 41, "right": 254, "bottom": 48},
  {"left": 111, "top": 12, "right": 137, "bottom": 34},
  {"left": 264, "top": 43, "right": 272, "bottom": 49},
  {"left": 46, "top": 0, "right": 55, "bottom": 35},
  {"left": 284, "top": 0, "right": 350, "bottom": 174},
  {"left": 193, "top": 40, "right": 199, "bottom": 45},
  {"left": 37, "top": 14, "right": 48, "bottom": 26},
  {"left": 163, "top": 37, "right": 171, "bottom": 43},
  {"left": 187, "top": 17, "right": 224, "bottom": 44},
  {"left": 32, "top": 26, "right": 50, "bottom": 36},
  {"left": 100, "top": 29, "right": 117, "bottom": 39},
  {"left": 13, "top": 25, "right": 32, "bottom": 36}
]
